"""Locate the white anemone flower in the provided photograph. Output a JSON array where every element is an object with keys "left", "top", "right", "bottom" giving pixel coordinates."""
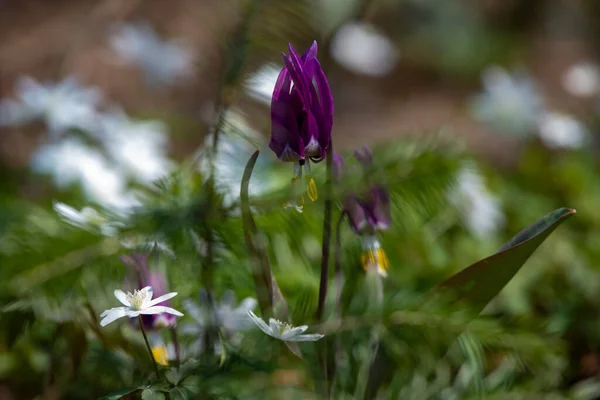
[
  {"left": 536, "top": 111, "right": 587, "bottom": 149},
  {"left": 247, "top": 310, "right": 324, "bottom": 342},
  {"left": 109, "top": 21, "right": 193, "bottom": 87},
  {"left": 53, "top": 202, "right": 121, "bottom": 236},
  {"left": 0, "top": 76, "right": 101, "bottom": 135},
  {"left": 470, "top": 66, "right": 543, "bottom": 137},
  {"left": 450, "top": 165, "right": 505, "bottom": 238},
  {"left": 99, "top": 109, "right": 173, "bottom": 185},
  {"left": 100, "top": 286, "right": 183, "bottom": 327}
]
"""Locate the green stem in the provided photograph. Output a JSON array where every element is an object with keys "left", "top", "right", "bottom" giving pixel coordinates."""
[
  {"left": 170, "top": 326, "right": 181, "bottom": 367},
  {"left": 138, "top": 316, "right": 160, "bottom": 379},
  {"left": 316, "top": 143, "right": 334, "bottom": 320},
  {"left": 315, "top": 144, "right": 334, "bottom": 398}
]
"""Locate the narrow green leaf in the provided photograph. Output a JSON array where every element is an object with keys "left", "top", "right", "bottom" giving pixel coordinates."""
[
  {"left": 241, "top": 150, "right": 273, "bottom": 315},
  {"left": 240, "top": 150, "right": 298, "bottom": 357},
  {"left": 429, "top": 207, "right": 576, "bottom": 312}
]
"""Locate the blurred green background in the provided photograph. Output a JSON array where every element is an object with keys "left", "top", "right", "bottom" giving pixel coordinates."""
[{"left": 2, "top": 0, "right": 600, "bottom": 399}]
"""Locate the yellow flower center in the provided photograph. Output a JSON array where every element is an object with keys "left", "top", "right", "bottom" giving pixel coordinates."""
[
  {"left": 125, "top": 289, "right": 148, "bottom": 310},
  {"left": 361, "top": 248, "right": 390, "bottom": 277}
]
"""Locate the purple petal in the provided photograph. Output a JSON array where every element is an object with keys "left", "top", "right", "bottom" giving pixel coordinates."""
[
  {"left": 301, "top": 40, "right": 318, "bottom": 62},
  {"left": 344, "top": 196, "right": 368, "bottom": 234},
  {"left": 367, "top": 186, "right": 391, "bottom": 231},
  {"left": 354, "top": 146, "right": 373, "bottom": 166},
  {"left": 282, "top": 47, "right": 312, "bottom": 107}
]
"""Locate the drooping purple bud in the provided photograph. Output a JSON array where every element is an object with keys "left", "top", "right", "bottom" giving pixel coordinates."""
[
  {"left": 269, "top": 41, "right": 334, "bottom": 164},
  {"left": 354, "top": 146, "right": 373, "bottom": 166},
  {"left": 343, "top": 147, "right": 391, "bottom": 235}
]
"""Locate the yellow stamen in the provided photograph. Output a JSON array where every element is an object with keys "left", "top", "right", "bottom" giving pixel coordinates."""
[
  {"left": 361, "top": 248, "right": 390, "bottom": 277},
  {"left": 305, "top": 176, "right": 318, "bottom": 202},
  {"left": 151, "top": 345, "right": 169, "bottom": 366}
]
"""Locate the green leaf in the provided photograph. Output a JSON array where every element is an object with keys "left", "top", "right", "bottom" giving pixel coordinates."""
[
  {"left": 98, "top": 387, "right": 139, "bottom": 400},
  {"left": 241, "top": 151, "right": 298, "bottom": 357},
  {"left": 428, "top": 207, "right": 576, "bottom": 312},
  {"left": 180, "top": 376, "right": 202, "bottom": 394},
  {"left": 141, "top": 389, "right": 166, "bottom": 400},
  {"left": 241, "top": 150, "right": 274, "bottom": 315},
  {"left": 169, "top": 387, "right": 192, "bottom": 400}
]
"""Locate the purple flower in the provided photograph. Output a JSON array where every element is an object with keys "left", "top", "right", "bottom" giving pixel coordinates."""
[
  {"left": 343, "top": 146, "right": 391, "bottom": 234},
  {"left": 342, "top": 147, "right": 391, "bottom": 277},
  {"left": 344, "top": 186, "right": 391, "bottom": 235},
  {"left": 121, "top": 253, "right": 176, "bottom": 329},
  {"left": 354, "top": 145, "right": 373, "bottom": 166},
  {"left": 269, "top": 41, "right": 334, "bottom": 208}
]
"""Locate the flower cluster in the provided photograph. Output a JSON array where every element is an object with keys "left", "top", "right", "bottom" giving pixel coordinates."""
[
  {"left": 470, "top": 66, "right": 588, "bottom": 149},
  {"left": 109, "top": 21, "right": 194, "bottom": 87},
  {"left": 335, "top": 146, "right": 392, "bottom": 277}
]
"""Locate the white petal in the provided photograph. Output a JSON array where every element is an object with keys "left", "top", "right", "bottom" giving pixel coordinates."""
[
  {"left": 100, "top": 306, "right": 126, "bottom": 318},
  {"left": 140, "top": 286, "right": 153, "bottom": 305},
  {"left": 145, "top": 292, "right": 177, "bottom": 307},
  {"left": 238, "top": 297, "right": 257, "bottom": 311},
  {"left": 141, "top": 306, "right": 183, "bottom": 316},
  {"left": 179, "top": 324, "right": 203, "bottom": 335},
  {"left": 113, "top": 290, "right": 131, "bottom": 306},
  {"left": 183, "top": 299, "right": 205, "bottom": 324},
  {"left": 125, "top": 310, "right": 141, "bottom": 318},
  {"left": 100, "top": 308, "right": 128, "bottom": 326},
  {"left": 247, "top": 310, "right": 272, "bottom": 336},
  {"left": 280, "top": 326, "right": 308, "bottom": 340},
  {"left": 285, "top": 333, "right": 324, "bottom": 342},
  {"left": 53, "top": 202, "right": 84, "bottom": 224}
]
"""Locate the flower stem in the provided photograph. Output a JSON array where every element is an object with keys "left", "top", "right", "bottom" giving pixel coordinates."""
[
  {"left": 138, "top": 316, "right": 160, "bottom": 379},
  {"left": 170, "top": 326, "right": 181, "bottom": 367},
  {"left": 316, "top": 143, "right": 334, "bottom": 321},
  {"left": 315, "top": 144, "right": 334, "bottom": 398}
]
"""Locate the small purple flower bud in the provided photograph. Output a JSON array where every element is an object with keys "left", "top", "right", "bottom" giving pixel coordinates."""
[{"left": 354, "top": 145, "right": 373, "bottom": 166}]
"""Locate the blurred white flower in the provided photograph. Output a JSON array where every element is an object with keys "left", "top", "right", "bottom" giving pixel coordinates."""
[
  {"left": 31, "top": 138, "right": 138, "bottom": 210},
  {"left": 200, "top": 111, "right": 275, "bottom": 205},
  {"left": 0, "top": 76, "right": 102, "bottom": 134},
  {"left": 53, "top": 202, "right": 121, "bottom": 236},
  {"left": 181, "top": 290, "right": 257, "bottom": 354},
  {"left": 100, "top": 286, "right": 183, "bottom": 327},
  {"left": 244, "top": 64, "right": 280, "bottom": 104},
  {"left": 536, "top": 112, "right": 587, "bottom": 149},
  {"left": 100, "top": 109, "right": 173, "bottom": 184},
  {"left": 331, "top": 22, "right": 399, "bottom": 77},
  {"left": 109, "top": 21, "right": 194, "bottom": 87},
  {"left": 450, "top": 165, "right": 504, "bottom": 238},
  {"left": 247, "top": 310, "right": 324, "bottom": 342},
  {"left": 470, "top": 66, "right": 543, "bottom": 136},
  {"left": 562, "top": 62, "right": 600, "bottom": 98}
]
